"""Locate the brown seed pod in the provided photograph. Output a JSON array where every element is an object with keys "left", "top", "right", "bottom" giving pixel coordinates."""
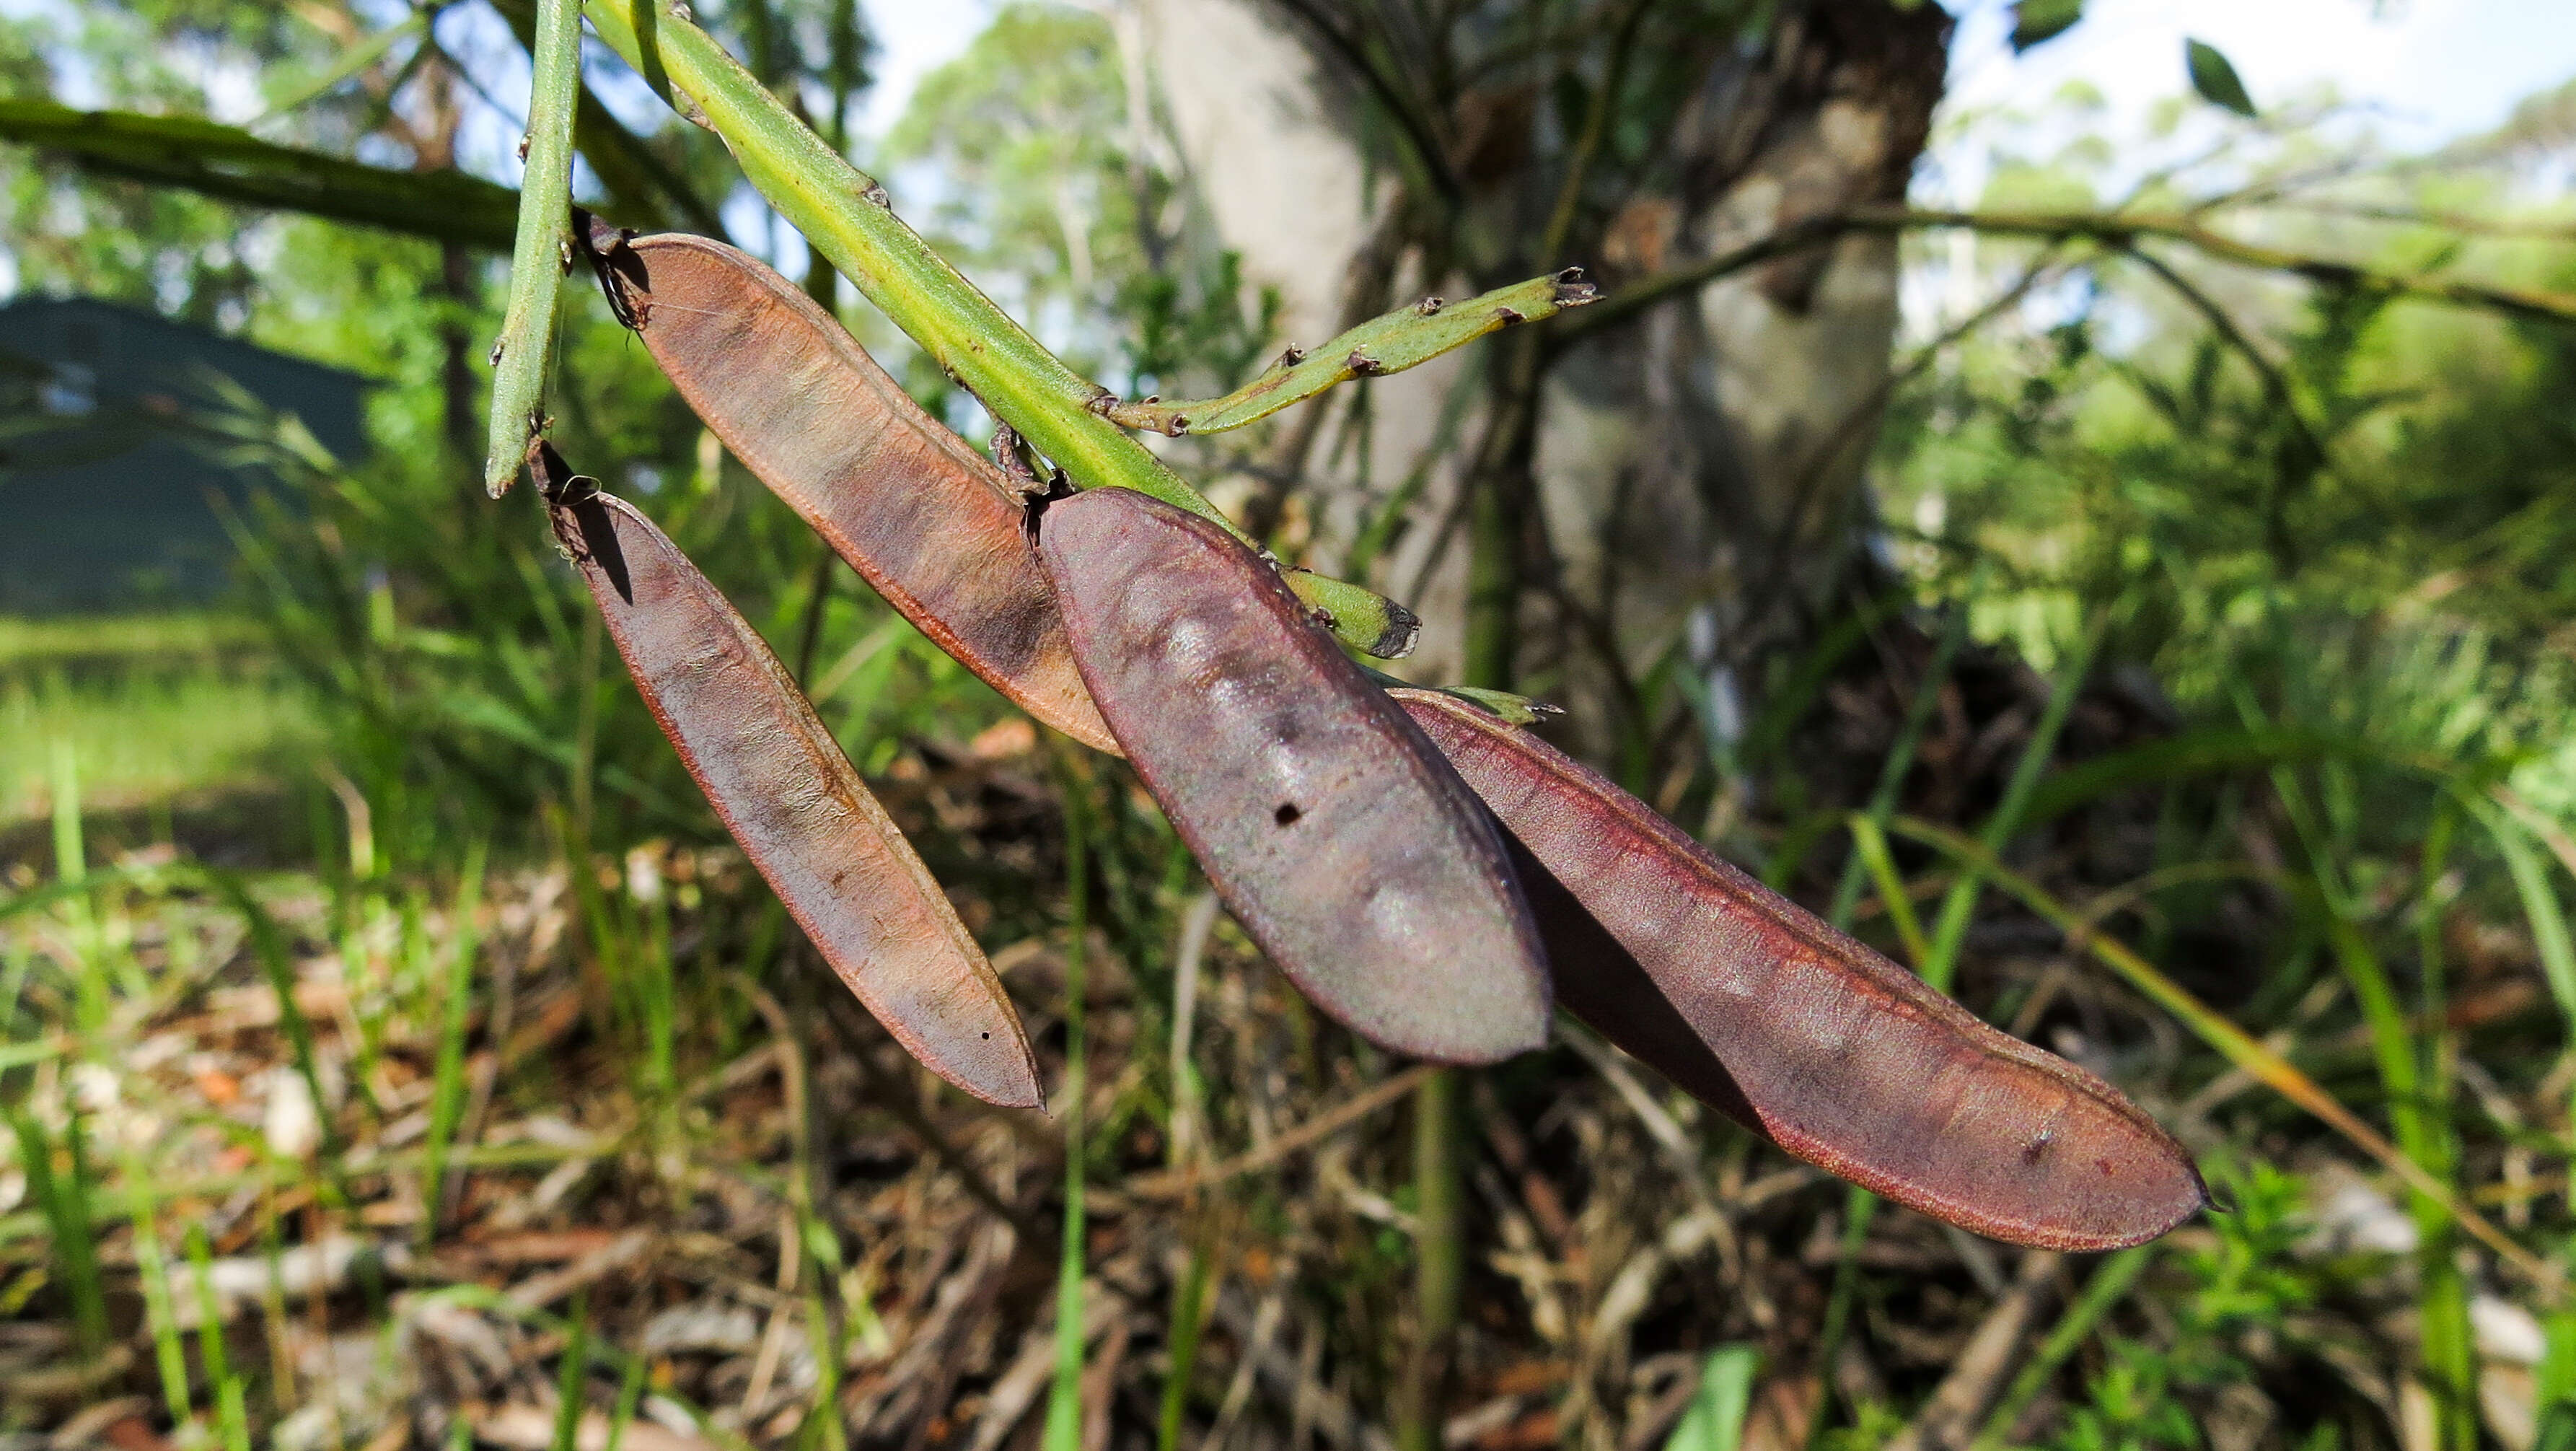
[
  {"left": 615, "top": 232, "right": 1117, "bottom": 754},
  {"left": 1394, "top": 689, "right": 2207, "bottom": 1251},
  {"left": 1039, "top": 488, "right": 1552, "bottom": 1065},
  {"left": 539, "top": 457, "right": 1042, "bottom": 1108}
]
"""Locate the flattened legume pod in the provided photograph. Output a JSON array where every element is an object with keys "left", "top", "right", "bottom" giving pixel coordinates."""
[
  {"left": 1039, "top": 488, "right": 1552, "bottom": 1065},
  {"left": 614, "top": 232, "right": 1118, "bottom": 754},
  {"left": 540, "top": 458, "right": 1042, "bottom": 1108},
  {"left": 1394, "top": 689, "right": 2206, "bottom": 1251}
]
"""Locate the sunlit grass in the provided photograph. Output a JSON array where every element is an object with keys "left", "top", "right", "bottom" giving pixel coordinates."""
[{"left": 0, "top": 613, "right": 317, "bottom": 824}]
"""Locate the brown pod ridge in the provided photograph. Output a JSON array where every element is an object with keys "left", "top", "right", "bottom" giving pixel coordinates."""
[
  {"left": 1395, "top": 690, "right": 2207, "bottom": 1251},
  {"left": 546, "top": 477, "right": 1043, "bottom": 1108},
  {"left": 619, "top": 232, "right": 1117, "bottom": 754},
  {"left": 1039, "top": 488, "right": 1552, "bottom": 1065}
]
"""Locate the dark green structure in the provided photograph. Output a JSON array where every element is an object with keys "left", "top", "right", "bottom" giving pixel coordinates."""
[{"left": 0, "top": 297, "right": 369, "bottom": 613}]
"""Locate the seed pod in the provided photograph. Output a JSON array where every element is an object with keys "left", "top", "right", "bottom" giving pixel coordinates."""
[
  {"left": 614, "top": 232, "right": 1117, "bottom": 754},
  {"left": 1395, "top": 689, "right": 2206, "bottom": 1251},
  {"left": 539, "top": 457, "right": 1042, "bottom": 1108},
  {"left": 1039, "top": 488, "right": 1551, "bottom": 1065}
]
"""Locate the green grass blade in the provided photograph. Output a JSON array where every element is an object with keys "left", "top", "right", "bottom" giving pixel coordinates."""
[
  {"left": 188, "top": 1222, "right": 255, "bottom": 1451},
  {"left": 1970, "top": 1246, "right": 2153, "bottom": 1450},
  {"left": 421, "top": 842, "right": 489, "bottom": 1244},
  {"left": 1919, "top": 615, "right": 2103, "bottom": 995},
  {"left": 48, "top": 737, "right": 83, "bottom": 890},
  {"left": 9, "top": 1108, "right": 108, "bottom": 1359},
  {"left": 607, "top": 1346, "right": 648, "bottom": 1451},
  {"left": 2540, "top": 1312, "right": 2576, "bottom": 1451},
  {"left": 2476, "top": 798, "right": 2576, "bottom": 1035},
  {"left": 48, "top": 739, "right": 114, "bottom": 1036},
  {"left": 2408, "top": 807, "right": 2476, "bottom": 1451},
  {"left": 1845, "top": 815, "right": 1930, "bottom": 967},
  {"left": 126, "top": 1154, "right": 195, "bottom": 1425},
  {"left": 1157, "top": 1229, "right": 1216, "bottom": 1451},
  {"left": 211, "top": 872, "right": 343, "bottom": 1167},
  {"left": 554, "top": 1292, "right": 592, "bottom": 1451},
  {"left": 1824, "top": 597, "right": 1969, "bottom": 926},
  {"left": 1044, "top": 761, "right": 1091, "bottom": 1451},
  {"left": 1663, "top": 1344, "right": 1759, "bottom": 1451}
]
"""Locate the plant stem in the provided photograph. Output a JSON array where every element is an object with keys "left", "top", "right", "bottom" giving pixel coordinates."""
[
  {"left": 1401, "top": 407, "right": 1534, "bottom": 1446},
  {"left": 483, "top": 0, "right": 584, "bottom": 496},
  {"left": 576, "top": 0, "right": 1417, "bottom": 657},
  {"left": 1397, "top": 1065, "right": 1461, "bottom": 1451},
  {"left": 1044, "top": 761, "right": 1091, "bottom": 1451}
]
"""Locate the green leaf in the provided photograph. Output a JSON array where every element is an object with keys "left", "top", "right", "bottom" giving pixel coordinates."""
[
  {"left": 1663, "top": 1345, "right": 1759, "bottom": 1451},
  {"left": 2185, "top": 38, "right": 2257, "bottom": 118},
  {"left": 2010, "top": 0, "right": 2084, "bottom": 51}
]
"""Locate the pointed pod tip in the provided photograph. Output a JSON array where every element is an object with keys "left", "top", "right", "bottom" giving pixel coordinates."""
[
  {"left": 946, "top": 1056, "right": 1045, "bottom": 1110},
  {"left": 1365, "top": 987, "right": 1551, "bottom": 1067}
]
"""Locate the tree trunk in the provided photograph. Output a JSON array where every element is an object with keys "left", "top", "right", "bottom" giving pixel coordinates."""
[{"left": 1133, "top": 0, "right": 1950, "bottom": 765}]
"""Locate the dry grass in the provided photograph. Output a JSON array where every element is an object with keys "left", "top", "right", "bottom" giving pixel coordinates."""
[{"left": 4, "top": 664, "right": 2564, "bottom": 1451}]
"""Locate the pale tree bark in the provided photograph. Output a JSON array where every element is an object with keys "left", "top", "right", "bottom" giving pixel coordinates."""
[{"left": 1131, "top": 0, "right": 1949, "bottom": 764}]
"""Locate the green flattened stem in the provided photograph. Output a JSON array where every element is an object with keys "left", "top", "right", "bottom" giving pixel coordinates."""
[
  {"left": 1106, "top": 271, "right": 1599, "bottom": 437},
  {"left": 483, "top": 0, "right": 586, "bottom": 496},
  {"left": 1361, "top": 667, "right": 1557, "bottom": 727},
  {"left": 577, "top": 0, "right": 1423, "bottom": 657}
]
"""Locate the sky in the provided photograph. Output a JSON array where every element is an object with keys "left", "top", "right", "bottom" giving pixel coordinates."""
[
  {"left": 1943, "top": 0, "right": 2575, "bottom": 150},
  {"left": 856, "top": 0, "right": 2576, "bottom": 152}
]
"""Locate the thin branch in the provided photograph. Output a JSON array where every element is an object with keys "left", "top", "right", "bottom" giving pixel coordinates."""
[
  {"left": 2215, "top": 196, "right": 2576, "bottom": 243},
  {"left": 0, "top": 98, "right": 518, "bottom": 249},
  {"left": 1562, "top": 206, "right": 2576, "bottom": 341}
]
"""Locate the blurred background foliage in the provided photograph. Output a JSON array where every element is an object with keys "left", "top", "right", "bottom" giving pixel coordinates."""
[{"left": 1, "top": 0, "right": 2574, "bottom": 1447}]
